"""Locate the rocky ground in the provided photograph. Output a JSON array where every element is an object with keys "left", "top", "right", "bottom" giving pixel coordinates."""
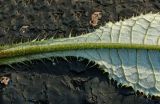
[{"left": 0, "top": 0, "right": 160, "bottom": 104}]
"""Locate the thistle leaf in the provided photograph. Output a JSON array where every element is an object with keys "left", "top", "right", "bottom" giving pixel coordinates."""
[{"left": 0, "top": 13, "right": 160, "bottom": 96}]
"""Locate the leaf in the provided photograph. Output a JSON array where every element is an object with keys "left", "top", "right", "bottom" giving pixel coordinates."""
[{"left": 0, "top": 13, "right": 160, "bottom": 96}]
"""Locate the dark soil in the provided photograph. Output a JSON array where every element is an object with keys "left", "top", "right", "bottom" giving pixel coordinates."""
[{"left": 0, "top": 0, "right": 160, "bottom": 104}]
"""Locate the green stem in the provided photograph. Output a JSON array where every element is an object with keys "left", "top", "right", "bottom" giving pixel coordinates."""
[{"left": 0, "top": 42, "right": 159, "bottom": 59}]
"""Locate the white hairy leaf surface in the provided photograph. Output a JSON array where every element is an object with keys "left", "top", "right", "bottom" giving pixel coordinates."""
[{"left": 1, "top": 13, "right": 160, "bottom": 96}]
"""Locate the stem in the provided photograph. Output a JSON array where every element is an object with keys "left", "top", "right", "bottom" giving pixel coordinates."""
[{"left": 0, "top": 42, "right": 159, "bottom": 59}]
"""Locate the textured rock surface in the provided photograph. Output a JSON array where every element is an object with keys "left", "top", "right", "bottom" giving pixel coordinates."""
[{"left": 0, "top": 0, "right": 160, "bottom": 104}]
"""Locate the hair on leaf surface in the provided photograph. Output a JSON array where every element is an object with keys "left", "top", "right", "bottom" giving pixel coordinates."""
[{"left": 1, "top": 13, "right": 160, "bottom": 97}]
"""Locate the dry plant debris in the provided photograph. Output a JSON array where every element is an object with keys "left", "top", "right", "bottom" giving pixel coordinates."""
[
  {"left": 90, "top": 12, "right": 102, "bottom": 27},
  {"left": 0, "top": 76, "right": 10, "bottom": 86}
]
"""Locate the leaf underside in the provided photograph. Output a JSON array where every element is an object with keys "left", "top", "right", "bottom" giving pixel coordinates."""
[{"left": 0, "top": 13, "right": 160, "bottom": 96}]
